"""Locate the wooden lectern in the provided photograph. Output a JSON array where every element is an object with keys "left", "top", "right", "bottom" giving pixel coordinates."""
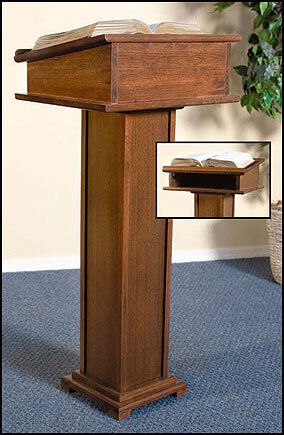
[
  {"left": 163, "top": 158, "right": 264, "bottom": 217},
  {"left": 15, "top": 33, "right": 241, "bottom": 419}
]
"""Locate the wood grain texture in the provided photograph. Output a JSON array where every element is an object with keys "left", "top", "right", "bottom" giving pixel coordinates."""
[
  {"left": 14, "top": 33, "right": 242, "bottom": 63},
  {"left": 81, "top": 110, "right": 177, "bottom": 393},
  {"left": 17, "top": 35, "right": 241, "bottom": 108},
  {"left": 225, "top": 43, "right": 231, "bottom": 95},
  {"left": 163, "top": 159, "right": 264, "bottom": 197},
  {"left": 15, "top": 92, "right": 240, "bottom": 111},
  {"left": 123, "top": 111, "right": 170, "bottom": 389},
  {"left": 239, "top": 162, "right": 260, "bottom": 191},
  {"left": 85, "top": 111, "right": 125, "bottom": 388},
  {"left": 27, "top": 45, "right": 111, "bottom": 101},
  {"left": 111, "top": 43, "right": 119, "bottom": 102},
  {"left": 61, "top": 372, "right": 187, "bottom": 421},
  {"left": 162, "top": 110, "right": 175, "bottom": 378},
  {"left": 116, "top": 42, "right": 229, "bottom": 102},
  {"left": 163, "top": 166, "right": 246, "bottom": 175},
  {"left": 80, "top": 110, "right": 87, "bottom": 374},
  {"left": 163, "top": 186, "right": 263, "bottom": 194},
  {"left": 194, "top": 193, "right": 235, "bottom": 217},
  {"left": 223, "top": 194, "right": 235, "bottom": 216}
]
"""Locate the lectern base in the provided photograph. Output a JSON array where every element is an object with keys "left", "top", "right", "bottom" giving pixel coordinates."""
[{"left": 61, "top": 371, "right": 187, "bottom": 420}]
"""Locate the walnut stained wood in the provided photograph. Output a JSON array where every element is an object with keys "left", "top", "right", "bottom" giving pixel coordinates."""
[
  {"left": 163, "top": 159, "right": 264, "bottom": 193},
  {"left": 84, "top": 110, "right": 170, "bottom": 389},
  {"left": 15, "top": 92, "right": 240, "bottom": 112},
  {"left": 27, "top": 45, "right": 111, "bottom": 101},
  {"left": 14, "top": 32, "right": 243, "bottom": 419},
  {"left": 68, "top": 109, "right": 187, "bottom": 418},
  {"left": 61, "top": 371, "right": 187, "bottom": 420},
  {"left": 162, "top": 159, "right": 264, "bottom": 217},
  {"left": 15, "top": 33, "right": 241, "bottom": 110},
  {"left": 194, "top": 193, "right": 235, "bottom": 217},
  {"left": 115, "top": 42, "right": 230, "bottom": 102}
]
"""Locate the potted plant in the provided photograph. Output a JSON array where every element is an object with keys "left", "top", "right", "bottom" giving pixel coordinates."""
[
  {"left": 215, "top": 2, "right": 282, "bottom": 283},
  {"left": 214, "top": 2, "right": 282, "bottom": 119}
]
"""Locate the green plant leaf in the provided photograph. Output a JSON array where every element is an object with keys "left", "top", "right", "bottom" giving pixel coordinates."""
[
  {"left": 260, "top": 41, "right": 275, "bottom": 58},
  {"left": 259, "top": 2, "right": 269, "bottom": 15},
  {"left": 269, "top": 19, "right": 282, "bottom": 32},
  {"left": 247, "top": 77, "right": 256, "bottom": 88},
  {"left": 255, "top": 65, "right": 266, "bottom": 80},
  {"left": 241, "top": 94, "right": 250, "bottom": 106},
  {"left": 213, "top": 2, "right": 235, "bottom": 12},
  {"left": 253, "top": 15, "right": 263, "bottom": 29},
  {"left": 246, "top": 104, "right": 253, "bottom": 113},
  {"left": 273, "top": 55, "right": 280, "bottom": 65},
  {"left": 234, "top": 65, "right": 249, "bottom": 76},
  {"left": 256, "top": 82, "right": 263, "bottom": 93},
  {"left": 252, "top": 45, "right": 259, "bottom": 55},
  {"left": 216, "top": 0, "right": 282, "bottom": 120},
  {"left": 258, "top": 28, "right": 273, "bottom": 43},
  {"left": 263, "top": 90, "right": 273, "bottom": 107}
]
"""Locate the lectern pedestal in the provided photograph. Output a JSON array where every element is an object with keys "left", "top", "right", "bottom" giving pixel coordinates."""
[
  {"left": 60, "top": 109, "right": 186, "bottom": 420},
  {"left": 15, "top": 33, "right": 241, "bottom": 419}
]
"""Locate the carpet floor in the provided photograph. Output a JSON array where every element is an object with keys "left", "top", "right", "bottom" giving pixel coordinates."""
[{"left": 2, "top": 258, "right": 282, "bottom": 433}]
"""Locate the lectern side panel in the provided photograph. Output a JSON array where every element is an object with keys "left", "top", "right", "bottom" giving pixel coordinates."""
[
  {"left": 85, "top": 111, "right": 125, "bottom": 388},
  {"left": 239, "top": 165, "right": 260, "bottom": 191},
  {"left": 116, "top": 42, "right": 229, "bottom": 102},
  {"left": 122, "top": 111, "right": 170, "bottom": 390},
  {"left": 27, "top": 45, "right": 111, "bottom": 101}
]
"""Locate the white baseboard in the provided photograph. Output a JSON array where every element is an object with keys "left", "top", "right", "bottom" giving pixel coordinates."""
[
  {"left": 172, "top": 245, "right": 269, "bottom": 263},
  {"left": 2, "top": 245, "right": 269, "bottom": 273},
  {"left": 2, "top": 256, "right": 80, "bottom": 273}
]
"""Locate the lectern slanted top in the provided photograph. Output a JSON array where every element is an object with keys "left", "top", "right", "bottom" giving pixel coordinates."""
[{"left": 15, "top": 33, "right": 241, "bottom": 419}]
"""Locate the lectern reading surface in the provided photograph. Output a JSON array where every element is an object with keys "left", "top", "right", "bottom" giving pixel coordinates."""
[{"left": 15, "top": 33, "right": 241, "bottom": 420}]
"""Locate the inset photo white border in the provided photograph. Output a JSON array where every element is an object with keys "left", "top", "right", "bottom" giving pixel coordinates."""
[{"left": 156, "top": 142, "right": 271, "bottom": 219}]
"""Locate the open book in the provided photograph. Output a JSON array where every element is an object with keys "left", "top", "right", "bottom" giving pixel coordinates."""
[
  {"left": 32, "top": 19, "right": 201, "bottom": 50},
  {"left": 171, "top": 152, "right": 255, "bottom": 168}
]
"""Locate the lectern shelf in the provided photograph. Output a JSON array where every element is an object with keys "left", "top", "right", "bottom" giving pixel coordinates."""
[{"left": 15, "top": 32, "right": 241, "bottom": 419}]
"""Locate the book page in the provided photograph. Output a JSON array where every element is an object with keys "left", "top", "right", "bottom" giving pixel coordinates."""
[
  {"left": 204, "top": 152, "right": 254, "bottom": 168},
  {"left": 154, "top": 22, "right": 200, "bottom": 34},
  {"left": 171, "top": 152, "right": 217, "bottom": 167},
  {"left": 33, "top": 19, "right": 151, "bottom": 50},
  {"left": 92, "top": 19, "right": 151, "bottom": 36}
]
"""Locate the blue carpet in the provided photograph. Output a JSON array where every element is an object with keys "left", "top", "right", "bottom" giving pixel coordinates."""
[{"left": 2, "top": 258, "right": 282, "bottom": 433}]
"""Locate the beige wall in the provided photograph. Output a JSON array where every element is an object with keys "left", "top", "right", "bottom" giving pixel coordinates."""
[{"left": 3, "top": 2, "right": 282, "bottom": 261}]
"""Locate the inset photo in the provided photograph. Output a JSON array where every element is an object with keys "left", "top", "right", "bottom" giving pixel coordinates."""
[{"left": 156, "top": 142, "right": 271, "bottom": 218}]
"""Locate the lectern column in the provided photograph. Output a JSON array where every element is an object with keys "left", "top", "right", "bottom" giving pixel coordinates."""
[
  {"left": 61, "top": 109, "right": 187, "bottom": 419},
  {"left": 194, "top": 193, "right": 235, "bottom": 217}
]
